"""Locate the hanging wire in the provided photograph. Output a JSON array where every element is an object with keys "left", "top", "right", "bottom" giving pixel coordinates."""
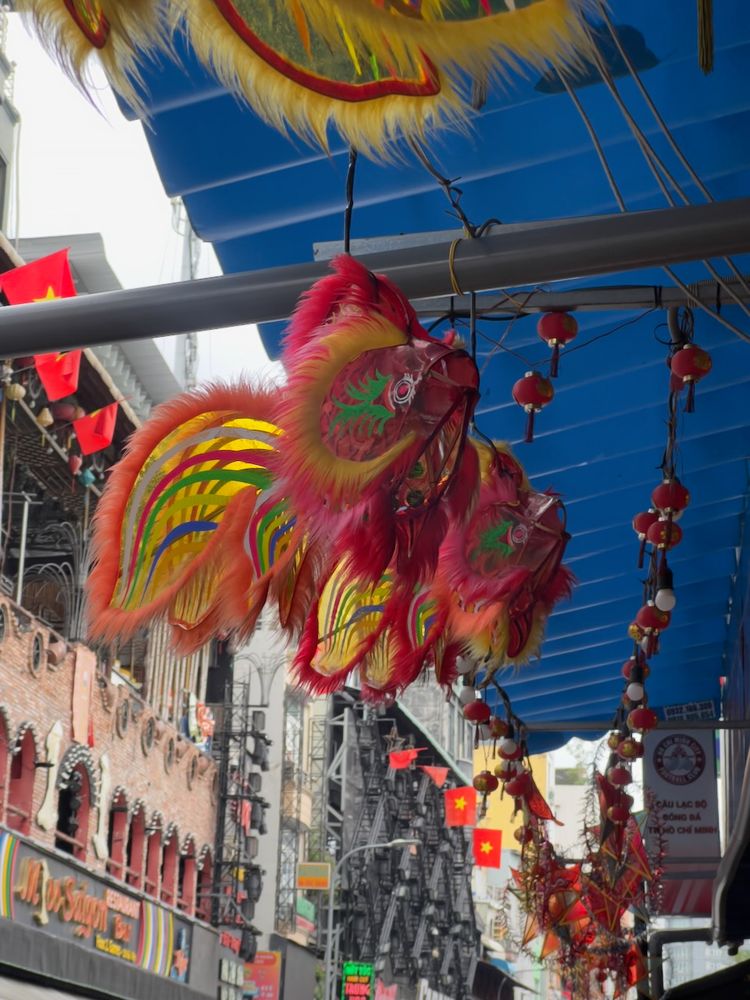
[
  {"left": 343, "top": 147, "right": 358, "bottom": 255},
  {"left": 573, "top": 26, "right": 750, "bottom": 344}
]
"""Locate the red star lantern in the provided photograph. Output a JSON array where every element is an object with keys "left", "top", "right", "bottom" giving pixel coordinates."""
[
  {"left": 671, "top": 343, "right": 712, "bottom": 412},
  {"left": 647, "top": 517, "right": 682, "bottom": 551},
  {"left": 537, "top": 312, "right": 578, "bottom": 377},
  {"left": 473, "top": 770, "right": 499, "bottom": 794},
  {"left": 627, "top": 706, "right": 658, "bottom": 733},
  {"left": 632, "top": 509, "right": 658, "bottom": 567},
  {"left": 512, "top": 371, "right": 554, "bottom": 443}
]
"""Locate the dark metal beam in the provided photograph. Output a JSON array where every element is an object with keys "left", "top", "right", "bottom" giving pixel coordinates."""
[
  {"left": 1, "top": 198, "right": 750, "bottom": 356},
  {"left": 522, "top": 719, "right": 743, "bottom": 731}
]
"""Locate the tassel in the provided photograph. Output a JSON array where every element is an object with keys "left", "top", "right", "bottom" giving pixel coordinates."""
[
  {"left": 549, "top": 343, "right": 560, "bottom": 379},
  {"left": 524, "top": 408, "right": 535, "bottom": 444},
  {"left": 698, "top": 0, "right": 714, "bottom": 74},
  {"left": 637, "top": 538, "right": 646, "bottom": 570},
  {"left": 685, "top": 380, "right": 696, "bottom": 413}
]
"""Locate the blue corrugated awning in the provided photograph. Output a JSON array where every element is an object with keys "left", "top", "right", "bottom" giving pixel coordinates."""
[{"left": 120, "top": 1, "right": 750, "bottom": 750}]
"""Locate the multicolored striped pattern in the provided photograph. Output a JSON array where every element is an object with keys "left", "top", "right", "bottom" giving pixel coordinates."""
[
  {"left": 113, "top": 412, "right": 278, "bottom": 615},
  {"left": 137, "top": 899, "right": 174, "bottom": 977},
  {"left": 244, "top": 491, "right": 296, "bottom": 579},
  {"left": 406, "top": 585, "right": 439, "bottom": 650},
  {"left": 312, "top": 565, "right": 393, "bottom": 677},
  {"left": 0, "top": 831, "right": 18, "bottom": 919}
]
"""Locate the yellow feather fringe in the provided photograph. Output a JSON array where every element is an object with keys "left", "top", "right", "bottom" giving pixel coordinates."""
[{"left": 16, "top": 0, "right": 166, "bottom": 116}]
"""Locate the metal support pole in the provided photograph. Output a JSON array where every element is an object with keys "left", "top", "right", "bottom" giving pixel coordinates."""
[
  {"left": 0, "top": 199, "right": 749, "bottom": 356},
  {"left": 15, "top": 496, "right": 28, "bottom": 605},
  {"left": 648, "top": 927, "right": 713, "bottom": 998}
]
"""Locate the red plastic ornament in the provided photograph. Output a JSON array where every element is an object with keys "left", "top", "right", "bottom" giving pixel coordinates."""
[
  {"left": 463, "top": 700, "right": 491, "bottom": 725},
  {"left": 627, "top": 706, "right": 658, "bottom": 733},
  {"left": 671, "top": 344, "right": 712, "bottom": 412},
  {"left": 622, "top": 658, "right": 650, "bottom": 681},
  {"left": 473, "top": 770, "right": 499, "bottom": 794},
  {"left": 514, "top": 825, "right": 533, "bottom": 845},
  {"left": 652, "top": 479, "right": 690, "bottom": 516},
  {"left": 498, "top": 738, "right": 523, "bottom": 761},
  {"left": 647, "top": 518, "right": 682, "bottom": 551},
  {"left": 537, "top": 312, "right": 578, "bottom": 377},
  {"left": 512, "top": 371, "right": 554, "bottom": 443}
]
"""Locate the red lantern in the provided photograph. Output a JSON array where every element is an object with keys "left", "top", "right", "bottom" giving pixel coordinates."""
[
  {"left": 647, "top": 518, "right": 682, "bottom": 551},
  {"left": 607, "top": 803, "right": 630, "bottom": 825},
  {"left": 627, "top": 706, "right": 658, "bottom": 733},
  {"left": 498, "top": 738, "right": 523, "bottom": 761},
  {"left": 607, "top": 765, "right": 632, "bottom": 786},
  {"left": 636, "top": 603, "right": 671, "bottom": 633},
  {"left": 607, "top": 732, "right": 621, "bottom": 751},
  {"left": 487, "top": 717, "right": 509, "bottom": 740},
  {"left": 512, "top": 371, "right": 554, "bottom": 443},
  {"left": 616, "top": 737, "right": 642, "bottom": 760},
  {"left": 514, "top": 825, "right": 533, "bottom": 845},
  {"left": 652, "top": 479, "right": 690, "bottom": 516},
  {"left": 622, "top": 658, "right": 650, "bottom": 681},
  {"left": 505, "top": 771, "right": 532, "bottom": 797},
  {"left": 494, "top": 761, "right": 517, "bottom": 781},
  {"left": 671, "top": 344, "right": 712, "bottom": 412},
  {"left": 633, "top": 509, "right": 659, "bottom": 567},
  {"left": 463, "top": 700, "right": 491, "bottom": 725},
  {"left": 537, "top": 312, "right": 578, "bottom": 377},
  {"left": 473, "top": 770, "right": 499, "bottom": 794}
]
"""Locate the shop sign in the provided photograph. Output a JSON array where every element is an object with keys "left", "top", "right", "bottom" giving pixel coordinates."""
[
  {"left": 244, "top": 951, "right": 282, "bottom": 1000},
  {"left": 296, "top": 861, "right": 331, "bottom": 890},
  {"left": 0, "top": 831, "right": 192, "bottom": 980},
  {"left": 644, "top": 729, "right": 721, "bottom": 916},
  {"left": 341, "top": 961, "right": 373, "bottom": 999}
]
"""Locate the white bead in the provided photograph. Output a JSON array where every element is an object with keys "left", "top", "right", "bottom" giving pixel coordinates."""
[
  {"left": 458, "top": 686, "right": 477, "bottom": 705},
  {"left": 626, "top": 683, "right": 645, "bottom": 703},
  {"left": 499, "top": 738, "right": 518, "bottom": 756},
  {"left": 655, "top": 588, "right": 677, "bottom": 612}
]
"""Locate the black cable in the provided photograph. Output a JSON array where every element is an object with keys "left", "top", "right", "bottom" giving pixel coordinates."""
[{"left": 343, "top": 147, "right": 358, "bottom": 255}]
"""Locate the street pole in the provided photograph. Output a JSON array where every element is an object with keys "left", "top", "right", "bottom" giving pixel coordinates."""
[{"left": 323, "top": 838, "right": 419, "bottom": 1000}]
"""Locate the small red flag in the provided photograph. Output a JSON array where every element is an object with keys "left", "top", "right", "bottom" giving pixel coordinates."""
[
  {"left": 444, "top": 786, "right": 477, "bottom": 827},
  {"left": 0, "top": 249, "right": 76, "bottom": 305},
  {"left": 472, "top": 828, "right": 502, "bottom": 868},
  {"left": 388, "top": 748, "right": 421, "bottom": 770},
  {"left": 73, "top": 402, "right": 118, "bottom": 455},
  {"left": 34, "top": 350, "right": 82, "bottom": 401},
  {"left": 420, "top": 765, "right": 449, "bottom": 788}
]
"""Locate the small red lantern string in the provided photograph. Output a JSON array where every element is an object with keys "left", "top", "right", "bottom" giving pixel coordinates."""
[
  {"left": 537, "top": 312, "right": 578, "bottom": 378},
  {"left": 512, "top": 370, "right": 554, "bottom": 442}
]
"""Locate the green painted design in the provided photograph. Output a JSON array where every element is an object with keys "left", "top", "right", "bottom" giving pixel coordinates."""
[
  {"left": 329, "top": 370, "right": 394, "bottom": 436},
  {"left": 471, "top": 519, "right": 515, "bottom": 562}
]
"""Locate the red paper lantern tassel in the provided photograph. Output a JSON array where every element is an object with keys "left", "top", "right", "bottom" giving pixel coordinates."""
[
  {"left": 549, "top": 343, "right": 560, "bottom": 378},
  {"left": 686, "top": 380, "right": 696, "bottom": 413},
  {"left": 524, "top": 408, "right": 535, "bottom": 443},
  {"left": 638, "top": 537, "right": 646, "bottom": 569}
]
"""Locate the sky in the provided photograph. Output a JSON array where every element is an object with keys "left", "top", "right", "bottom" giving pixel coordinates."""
[{"left": 5, "top": 12, "right": 275, "bottom": 384}]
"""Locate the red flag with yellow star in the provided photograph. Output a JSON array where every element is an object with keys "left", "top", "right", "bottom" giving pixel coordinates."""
[
  {"left": 34, "top": 351, "right": 82, "bottom": 401},
  {"left": 444, "top": 786, "right": 477, "bottom": 827},
  {"left": 472, "top": 828, "right": 502, "bottom": 868},
  {"left": 0, "top": 249, "right": 76, "bottom": 305}
]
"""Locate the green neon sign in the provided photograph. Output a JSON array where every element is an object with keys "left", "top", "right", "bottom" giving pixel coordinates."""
[{"left": 341, "top": 961, "right": 374, "bottom": 999}]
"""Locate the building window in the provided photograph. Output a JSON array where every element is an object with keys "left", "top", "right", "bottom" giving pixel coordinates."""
[
  {"left": 196, "top": 849, "right": 213, "bottom": 923},
  {"left": 126, "top": 805, "right": 146, "bottom": 889},
  {"left": 7, "top": 731, "right": 36, "bottom": 835},
  {"left": 178, "top": 837, "right": 197, "bottom": 915},
  {"left": 55, "top": 764, "right": 90, "bottom": 861},
  {"left": 0, "top": 714, "right": 8, "bottom": 821},
  {"left": 160, "top": 828, "right": 178, "bottom": 907},
  {"left": 144, "top": 818, "right": 162, "bottom": 899},
  {"left": 107, "top": 791, "right": 128, "bottom": 879}
]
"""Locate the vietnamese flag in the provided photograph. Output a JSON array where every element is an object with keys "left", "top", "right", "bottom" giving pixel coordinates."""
[
  {"left": 444, "top": 786, "right": 477, "bottom": 827},
  {"left": 388, "top": 748, "right": 422, "bottom": 770},
  {"left": 33, "top": 350, "right": 82, "bottom": 401},
  {"left": 0, "top": 249, "right": 76, "bottom": 305},
  {"left": 73, "top": 402, "right": 118, "bottom": 455},
  {"left": 420, "top": 765, "right": 449, "bottom": 788},
  {"left": 472, "top": 828, "right": 502, "bottom": 868}
]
